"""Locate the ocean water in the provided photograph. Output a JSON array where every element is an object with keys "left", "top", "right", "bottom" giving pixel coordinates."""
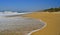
[
  {"left": 0, "top": 11, "right": 45, "bottom": 35},
  {"left": 0, "top": 11, "right": 32, "bottom": 16}
]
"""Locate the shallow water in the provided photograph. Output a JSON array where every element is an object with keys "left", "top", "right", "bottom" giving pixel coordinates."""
[{"left": 0, "top": 16, "right": 45, "bottom": 35}]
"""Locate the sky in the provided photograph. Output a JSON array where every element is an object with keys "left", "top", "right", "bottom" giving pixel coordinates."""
[{"left": 0, "top": 0, "right": 60, "bottom": 11}]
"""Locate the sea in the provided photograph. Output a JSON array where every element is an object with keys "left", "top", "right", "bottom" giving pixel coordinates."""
[
  {"left": 0, "top": 11, "right": 32, "bottom": 16},
  {"left": 0, "top": 11, "right": 45, "bottom": 35}
]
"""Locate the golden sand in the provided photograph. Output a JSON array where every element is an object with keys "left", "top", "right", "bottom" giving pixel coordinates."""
[{"left": 22, "top": 12, "right": 60, "bottom": 35}]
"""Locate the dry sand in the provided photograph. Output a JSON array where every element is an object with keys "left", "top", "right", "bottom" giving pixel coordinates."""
[{"left": 22, "top": 12, "right": 60, "bottom": 35}]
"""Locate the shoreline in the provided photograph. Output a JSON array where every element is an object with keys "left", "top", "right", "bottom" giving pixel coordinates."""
[
  {"left": 0, "top": 12, "right": 60, "bottom": 35},
  {"left": 22, "top": 12, "right": 60, "bottom": 35},
  {"left": 28, "top": 19, "right": 47, "bottom": 35}
]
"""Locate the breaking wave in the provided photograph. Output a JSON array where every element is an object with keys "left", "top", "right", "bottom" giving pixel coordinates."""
[{"left": 0, "top": 11, "right": 32, "bottom": 17}]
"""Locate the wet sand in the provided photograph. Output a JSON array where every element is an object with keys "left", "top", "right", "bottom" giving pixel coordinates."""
[{"left": 22, "top": 12, "right": 60, "bottom": 35}]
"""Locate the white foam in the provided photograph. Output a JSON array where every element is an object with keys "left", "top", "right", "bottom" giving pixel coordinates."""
[{"left": 0, "top": 11, "right": 32, "bottom": 17}]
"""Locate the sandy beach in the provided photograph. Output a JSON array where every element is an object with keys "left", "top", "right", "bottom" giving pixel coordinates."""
[
  {"left": 0, "top": 12, "right": 60, "bottom": 35},
  {"left": 22, "top": 12, "right": 60, "bottom": 35}
]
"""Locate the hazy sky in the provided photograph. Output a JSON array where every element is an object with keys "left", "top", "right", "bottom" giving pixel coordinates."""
[{"left": 0, "top": 0, "right": 60, "bottom": 11}]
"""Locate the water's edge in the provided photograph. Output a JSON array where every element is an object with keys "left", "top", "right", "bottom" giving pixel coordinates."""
[{"left": 28, "top": 20, "right": 47, "bottom": 35}]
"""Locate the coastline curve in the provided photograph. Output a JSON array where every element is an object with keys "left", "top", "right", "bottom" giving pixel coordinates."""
[{"left": 28, "top": 19, "right": 47, "bottom": 35}]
